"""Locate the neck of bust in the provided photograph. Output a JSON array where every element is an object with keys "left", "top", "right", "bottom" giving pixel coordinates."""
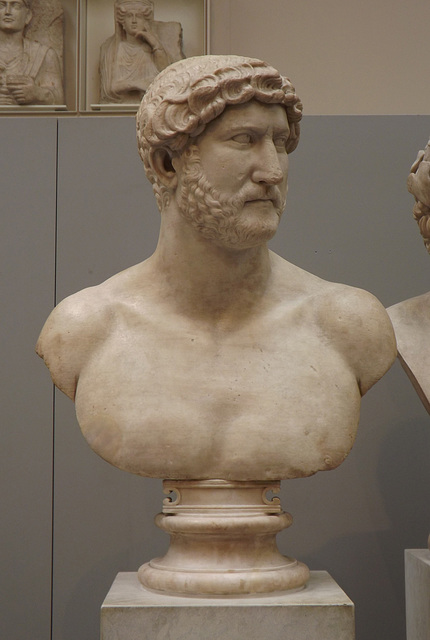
[
  {"left": 148, "top": 200, "right": 273, "bottom": 322},
  {"left": 0, "top": 30, "right": 25, "bottom": 49}
]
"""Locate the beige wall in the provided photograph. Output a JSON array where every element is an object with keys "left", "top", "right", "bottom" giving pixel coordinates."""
[{"left": 211, "top": 0, "right": 430, "bottom": 115}]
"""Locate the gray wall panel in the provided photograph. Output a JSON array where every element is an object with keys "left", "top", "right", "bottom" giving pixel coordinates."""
[
  {"left": 276, "top": 115, "right": 430, "bottom": 640},
  {"left": 6, "top": 114, "right": 430, "bottom": 640},
  {"left": 275, "top": 115, "right": 430, "bottom": 640},
  {"left": 53, "top": 117, "right": 164, "bottom": 640},
  {"left": 1, "top": 118, "right": 57, "bottom": 639}
]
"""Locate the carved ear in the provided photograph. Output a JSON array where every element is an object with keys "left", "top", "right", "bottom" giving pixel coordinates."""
[
  {"left": 150, "top": 148, "right": 178, "bottom": 189},
  {"left": 25, "top": 9, "right": 33, "bottom": 26}
]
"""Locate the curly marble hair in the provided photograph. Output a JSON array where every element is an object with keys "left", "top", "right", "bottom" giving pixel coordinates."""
[
  {"left": 136, "top": 55, "right": 303, "bottom": 209},
  {"left": 408, "top": 139, "right": 430, "bottom": 254},
  {"left": 413, "top": 200, "right": 430, "bottom": 254}
]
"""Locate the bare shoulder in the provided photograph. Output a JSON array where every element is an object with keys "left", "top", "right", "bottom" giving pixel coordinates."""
[
  {"left": 387, "top": 292, "right": 430, "bottom": 412},
  {"left": 388, "top": 291, "right": 430, "bottom": 363},
  {"left": 388, "top": 291, "right": 430, "bottom": 330},
  {"left": 272, "top": 255, "right": 396, "bottom": 394},
  {"left": 36, "top": 281, "right": 116, "bottom": 400},
  {"left": 36, "top": 262, "right": 151, "bottom": 399},
  {"left": 315, "top": 281, "right": 396, "bottom": 395}
]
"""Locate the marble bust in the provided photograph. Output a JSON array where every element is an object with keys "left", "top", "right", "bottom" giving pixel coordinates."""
[
  {"left": 37, "top": 55, "right": 396, "bottom": 593},
  {"left": 388, "top": 139, "right": 430, "bottom": 550},
  {"left": 99, "top": 0, "right": 183, "bottom": 104},
  {"left": 38, "top": 54, "right": 396, "bottom": 481},
  {"left": 0, "top": 0, "right": 63, "bottom": 105},
  {"left": 388, "top": 139, "right": 430, "bottom": 414}
]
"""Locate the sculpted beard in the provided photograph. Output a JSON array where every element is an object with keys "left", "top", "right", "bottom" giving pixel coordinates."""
[{"left": 177, "top": 146, "right": 286, "bottom": 248}]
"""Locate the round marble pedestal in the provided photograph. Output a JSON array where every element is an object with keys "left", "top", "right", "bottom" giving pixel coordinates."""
[{"left": 138, "top": 479, "right": 309, "bottom": 596}]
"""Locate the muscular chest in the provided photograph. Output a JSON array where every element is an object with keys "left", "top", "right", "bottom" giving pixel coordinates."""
[
  {"left": 74, "top": 310, "right": 361, "bottom": 480},
  {"left": 80, "top": 315, "right": 344, "bottom": 407}
]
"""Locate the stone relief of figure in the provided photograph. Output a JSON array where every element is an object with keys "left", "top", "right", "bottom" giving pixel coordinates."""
[
  {"left": 99, "top": 0, "right": 184, "bottom": 104},
  {"left": 37, "top": 56, "right": 396, "bottom": 594},
  {"left": 0, "top": 0, "right": 64, "bottom": 105}
]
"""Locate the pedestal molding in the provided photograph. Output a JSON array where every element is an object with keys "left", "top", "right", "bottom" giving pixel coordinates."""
[{"left": 138, "top": 479, "right": 310, "bottom": 595}]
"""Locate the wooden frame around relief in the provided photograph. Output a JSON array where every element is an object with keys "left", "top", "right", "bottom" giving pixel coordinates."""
[{"left": 81, "top": 0, "right": 210, "bottom": 113}]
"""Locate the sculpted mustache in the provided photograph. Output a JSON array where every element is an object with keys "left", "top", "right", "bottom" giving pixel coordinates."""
[{"left": 235, "top": 187, "right": 284, "bottom": 210}]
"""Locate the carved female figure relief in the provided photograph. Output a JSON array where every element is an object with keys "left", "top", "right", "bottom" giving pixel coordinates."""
[{"left": 99, "top": 0, "right": 184, "bottom": 104}]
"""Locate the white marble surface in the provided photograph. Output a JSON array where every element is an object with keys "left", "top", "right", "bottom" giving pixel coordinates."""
[
  {"left": 388, "top": 138, "right": 430, "bottom": 421},
  {"left": 101, "top": 571, "right": 355, "bottom": 639},
  {"left": 37, "top": 56, "right": 396, "bottom": 483},
  {"left": 138, "top": 479, "right": 309, "bottom": 595},
  {"left": 103, "top": 570, "right": 351, "bottom": 607},
  {"left": 387, "top": 139, "right": 430, "bottom": 550},
  {"left": 405, "top": 549, "right": 430, "bottom": 640},
  {"left": 37, "top": 55, "right": 395, "bottom": 598}
]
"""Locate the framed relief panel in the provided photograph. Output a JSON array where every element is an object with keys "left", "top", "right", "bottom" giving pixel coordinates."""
[
  {"left": 0, "top": 0, "right": 77, "bottom": 113},
  {"left": 81, "top": 0, "right": 209, "bottom": 113}
]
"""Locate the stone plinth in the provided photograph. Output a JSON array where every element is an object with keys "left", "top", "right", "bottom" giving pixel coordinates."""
[
  {"left": 101, "top": 571, "right": 355, "bottom": 640},
  {"left": 138, "top": 480, "right": 309, "bottom": 596},
  {"left": 405, "top": 549, "right": 430, "bottom": 640}
]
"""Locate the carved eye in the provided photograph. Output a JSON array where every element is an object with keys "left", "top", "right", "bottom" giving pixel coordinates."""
[
  {"left": 231, "top": 133, "right": 252, "bottom": 145},
  {"left": 273, "top": 136, "right": 289, "bottom": 152}
]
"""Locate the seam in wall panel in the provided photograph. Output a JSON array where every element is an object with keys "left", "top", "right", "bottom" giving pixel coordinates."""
[{"left": 50, "top": 117, "right": 60, "bottom": 640}]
